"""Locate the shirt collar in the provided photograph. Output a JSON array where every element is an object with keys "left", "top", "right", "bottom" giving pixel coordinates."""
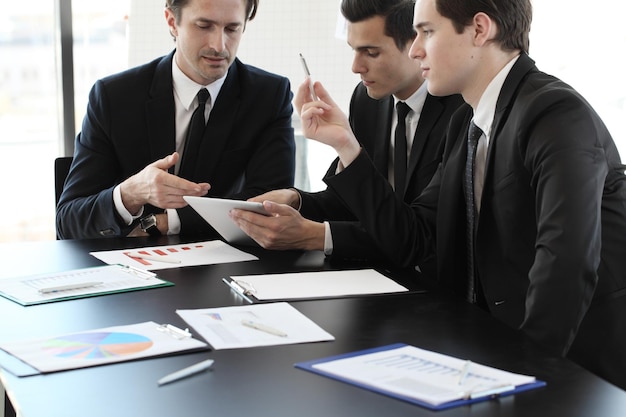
[
  {"left": 393, "top": 81, "right": 429, "bottom": 114},
  {"left": 172, "top": 53, "right": 228, "bottom": 110},
  {"left": 473, "top": 55, "right": 520, "bottom": 136}
]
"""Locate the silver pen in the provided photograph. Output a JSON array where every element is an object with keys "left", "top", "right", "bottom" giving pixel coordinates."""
[
  {"left": 241, "top": 319, "right": 288, "bottom": 337},
  {"left": 299, "top": 53, "right": 318, "bottom": 100},
  {"left": 38, "top": 281, "right": 103, "bottom": 294},
  {"left": 157, "top": 358, "right": 215, "bottom": 386},
  {"left": 457, "top": 360, "right": 471, "bottom": 385}
]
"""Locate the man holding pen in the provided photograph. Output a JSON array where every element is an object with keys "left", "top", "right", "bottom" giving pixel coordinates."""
[
  {"left": 231, "top": 0, "right": 463, "bottom": 274},
  {"left": 285, "top": 0, "right": 626, "bottom": 390}
]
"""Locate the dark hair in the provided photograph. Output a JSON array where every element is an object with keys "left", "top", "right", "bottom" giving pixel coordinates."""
[
  {"left": 435, "top": 0, "right": 531, "bottom": 53},
  {"left": 165, "top": 0, "right": 258, "bottom": 22},
  {"left": 341, "top": 0, "right": 416, "bottom": 51}
]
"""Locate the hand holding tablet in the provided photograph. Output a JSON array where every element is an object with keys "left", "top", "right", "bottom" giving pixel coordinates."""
[{"left": 183, "top": 196, "right": 269, "bottom": 245}]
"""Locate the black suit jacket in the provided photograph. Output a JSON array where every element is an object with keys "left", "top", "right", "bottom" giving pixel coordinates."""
[
  {"left": 57, "top": 51, "right": 295, "bottom": 239},
  {"left": 325, "top": 54, "right": 626, "bottom": 388},
  {"left": 299, "top": 83, "right": 464, "bottom": 268}
]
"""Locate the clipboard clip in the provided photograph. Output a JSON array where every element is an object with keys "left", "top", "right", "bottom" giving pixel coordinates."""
[
  {"left": 222, "top": 278, "right": 256, "bottom": 303},
  {"left": 156, "top": 323, "right": 192, "bottom": 340},
  {"left": 120, "top": 264, "right": 157, "bottom": 279}
]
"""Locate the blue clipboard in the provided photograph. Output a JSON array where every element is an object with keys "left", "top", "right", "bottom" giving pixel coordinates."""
[{"left": 295, "top": 343, "right": 546, "bottom": 411}]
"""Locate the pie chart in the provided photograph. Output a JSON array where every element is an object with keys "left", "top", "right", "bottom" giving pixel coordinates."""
[{"left": 42, "top": 332, "right": 153, "bottom": 359}]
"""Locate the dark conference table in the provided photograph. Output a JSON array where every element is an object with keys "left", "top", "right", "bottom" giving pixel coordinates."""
[{"left": 0, "top": 237, "right": 624, "bottom": 417}]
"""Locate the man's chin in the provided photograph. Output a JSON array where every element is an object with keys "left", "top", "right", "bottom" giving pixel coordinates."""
[{"left": 365, "top": 87, "right": 386, "bottom": 101}]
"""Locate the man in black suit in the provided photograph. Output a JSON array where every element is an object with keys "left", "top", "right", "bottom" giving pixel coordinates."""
[
  {"left": 56, "top": 0, "right": 295, "bottom": 239},
  {"left": 291, "top": 0, "right": 626, "bottom": 390},
  {"left": 231, "top": 0, "right": 463, "bottom": 270}
]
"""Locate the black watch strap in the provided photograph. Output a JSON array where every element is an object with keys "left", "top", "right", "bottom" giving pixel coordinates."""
[{"left": 139, "top": 214, "right": 162, "bottom": 237}]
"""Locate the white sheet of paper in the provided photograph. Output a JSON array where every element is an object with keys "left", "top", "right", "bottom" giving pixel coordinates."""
[
  {"left": 90, "top": 240, "right": 258, "bottom": 271},
  {"left": 177, "top": 302, "right": 334, "bottom": 349},
  {"left": 0, "top": 321, "right": 207, "bottom": 373},
  {"left": 310, "top": 345, "right": 536, "bottom": 406},
  {"left": 229, "top": 269, "right": 408, "bottom": 300}
]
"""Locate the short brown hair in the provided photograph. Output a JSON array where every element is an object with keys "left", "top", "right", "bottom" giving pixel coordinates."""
[
  {"left": 435, "top": 0, "right": 531, "bottom": 53},
  {"left": 165, "top": 0, "right": 258, "bottom": 23}
]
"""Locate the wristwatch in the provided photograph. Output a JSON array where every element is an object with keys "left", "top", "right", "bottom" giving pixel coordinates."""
[{"left": 139, "top": 213, "right": 162, "bottom": 237}]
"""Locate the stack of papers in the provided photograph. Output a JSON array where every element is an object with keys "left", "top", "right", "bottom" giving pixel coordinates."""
[
  {"left": 296, "top": 344, "right": 545, "bottom": 410},
  {"left": 0, "top": 264, "right": 172, "bottom": 306}
]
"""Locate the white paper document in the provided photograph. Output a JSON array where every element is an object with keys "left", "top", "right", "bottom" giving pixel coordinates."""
[
  {"left": 90, "top": 240, "right": 258, "bottom": 271},
  {"left": 177, "top": 302, "right": 334, "bottom": 349},
  {"left": 0, "top": 321, "right": 207, "bottom": 373},
  {"left": 226, "top": 269, "right": 408, "bottom": 301}
]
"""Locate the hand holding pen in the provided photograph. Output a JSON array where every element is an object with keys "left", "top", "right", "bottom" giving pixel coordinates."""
[{"left": 299, "top": 53, "right": 318, "bottom": 101}]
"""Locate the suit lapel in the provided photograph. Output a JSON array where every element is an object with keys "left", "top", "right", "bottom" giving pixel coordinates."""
[
  {"left": 145, "top": 52, "right": 177, "bottom": 172},
  {"left": 372, "top": 97, "right": 393, "bottom": 176},
  {"left": 481, "top": 54, "right": 536, "bottom": 202},
  {"left": 406, "top": 94, "right": 442, "bottom": 186}
]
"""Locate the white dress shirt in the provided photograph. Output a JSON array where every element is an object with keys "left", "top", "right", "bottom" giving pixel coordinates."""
[
  {"left": 113, "top": 53, "right": 227, "bottom": 234},
  {"left": 471, "top": 55, "right": 519, "bottom": 212}
]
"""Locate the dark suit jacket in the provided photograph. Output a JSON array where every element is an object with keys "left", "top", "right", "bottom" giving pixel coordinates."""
[
  {"left": 57, "top": 51, "right": 295, "bottom": 239},
  {"left": 299, "top": 82, "right": 464, "bottom": 269},
  {"left": 325, "top": 54, "right": 626, "bottom": 389}
]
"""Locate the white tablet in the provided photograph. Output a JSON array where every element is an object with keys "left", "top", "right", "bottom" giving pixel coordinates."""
[{"left": 183, "top": 196, "right": 269, "bottom": 246}]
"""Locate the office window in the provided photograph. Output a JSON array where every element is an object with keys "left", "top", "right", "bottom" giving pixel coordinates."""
[
  {"left": 530, "top": 1, "right": 626, "bottom": 158},
  {"left": 0, "top": 1, "right": 130, "bottom": 243},
  {"left": 72, "top": 1, "right": 130, "bottom": 135},
  {"left": 0, "top": 1, "right": 58, "bottom": 242}
]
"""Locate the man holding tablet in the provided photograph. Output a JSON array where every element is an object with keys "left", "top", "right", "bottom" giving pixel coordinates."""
[
  {"left": 231, "top": 0, "right": 463, "bottom": 274},
  {"left": 56, "top": 0, "right": 295, "bottom": 239}
]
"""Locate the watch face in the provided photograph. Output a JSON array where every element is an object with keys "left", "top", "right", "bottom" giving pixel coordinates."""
[{"left": 140, "top": 215, "right": 157, "bottom": 230}]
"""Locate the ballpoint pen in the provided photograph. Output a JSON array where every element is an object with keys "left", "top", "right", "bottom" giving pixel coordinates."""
[
  {"left": 157, "top": 358, "right": 215, "bottom": 386},
  {"left": 38, "top": 281, "right": 103, "bottom": 294},
  {"left": 299, "top": 53, "right": 318, "bottom": 101},
  {"left": 457, "top": 360, "right": 471, "bottom": 385},
  {"left": 241, "top": 319, "right": 288, "bottom": 337},
  {"left": 464, "top": 384, "right": 515, "bottom": 400}
]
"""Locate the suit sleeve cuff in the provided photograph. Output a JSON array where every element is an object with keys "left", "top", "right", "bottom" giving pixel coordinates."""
[{"left": 113, "top": 185, "right": 143, "bottom": 225}]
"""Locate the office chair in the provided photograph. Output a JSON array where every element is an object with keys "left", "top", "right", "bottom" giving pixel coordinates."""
[
  {"left": 54, "top": 156, "right": 73, "bottom": 205},
  {"left": 54, "top": 156, "right": 73, "bottom": 240}
]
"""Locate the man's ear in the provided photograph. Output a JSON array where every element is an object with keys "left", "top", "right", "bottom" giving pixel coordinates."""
[
  {"left": 164, "top": 8, "right": 178, "bottom": 40},
  {"left": 472, "top": 12, "right": 497, "bottom": 47}
]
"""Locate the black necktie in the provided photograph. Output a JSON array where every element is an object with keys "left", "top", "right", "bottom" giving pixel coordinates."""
[
  {"left": 179, "top": 88, "right": 210, "bottom": 180},
  {"left": 394, "top": 102, "right": 411, "bottom": 197},
  {"left": 464, "top": 122, "right": 483, "bottom": 303}
]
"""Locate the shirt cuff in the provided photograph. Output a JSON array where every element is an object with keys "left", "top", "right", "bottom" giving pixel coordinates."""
[
  {"left": 323, "top": 221, "right": 333, "bottom": 256},
  {"left": 166, "top": 209, "right": 180, "bottom": 235},
  {"left": 113, "top": 185, "right": 143, "bottom": 225},
  {"left": 289, "top": 188, "right": 303, "bottom": 211}
]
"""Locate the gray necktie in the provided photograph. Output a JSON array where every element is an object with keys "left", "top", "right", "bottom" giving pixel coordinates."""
[{"left": 464, "top": 121, "right": 483, "bottom": 303}]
